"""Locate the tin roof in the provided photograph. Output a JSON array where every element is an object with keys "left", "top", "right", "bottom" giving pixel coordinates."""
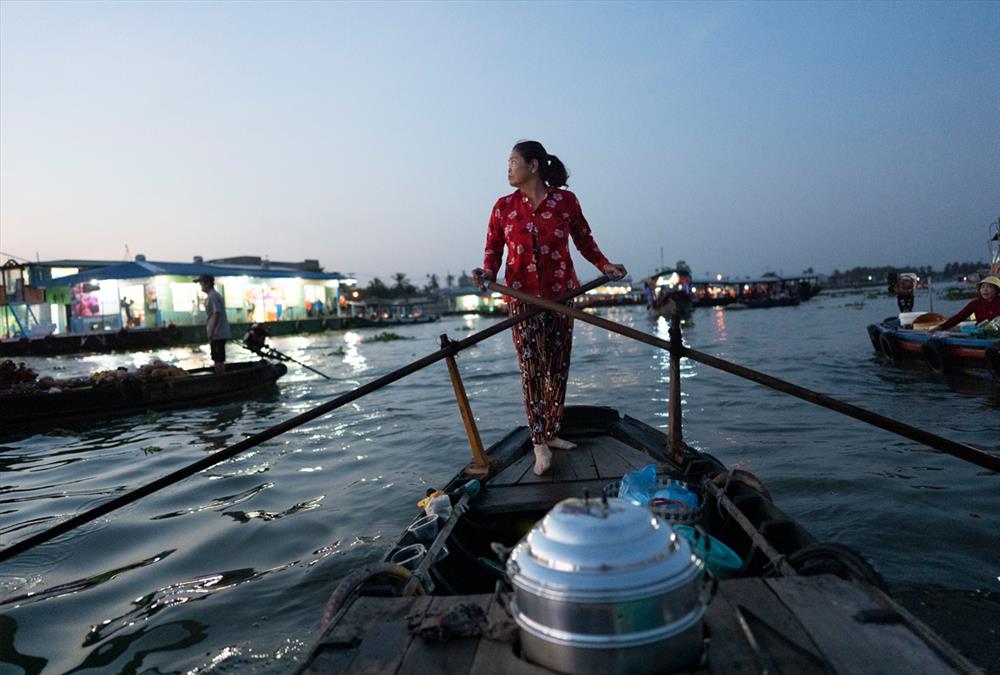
[{"left": 33, "top": 260, "right": 352, "bottom": 287}]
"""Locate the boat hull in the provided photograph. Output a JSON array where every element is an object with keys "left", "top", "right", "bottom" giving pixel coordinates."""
[
  {"left": 868, "top": 319, "right": 999, "bottom": 376},
  {"left": 0, "top": 360, "right": 288, "bottom": 435}
]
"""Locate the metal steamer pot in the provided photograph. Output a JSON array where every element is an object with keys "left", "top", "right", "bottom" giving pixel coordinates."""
[{"left": 506, "top": 497, "right": 706, "bottom": 675}]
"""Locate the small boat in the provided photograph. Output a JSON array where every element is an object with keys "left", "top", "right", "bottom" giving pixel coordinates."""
[
  {"left": 0, "top": 360, "right": 288, "bottom": 436},
  {"left": 646, "top": 289, "right": 694, "bottom": 323},
  {"left": 299, "top": 405, "right": 978, "bottom": 675},
  {"left": 867, "top": 315, "right": 1000, "bottom": 378}
]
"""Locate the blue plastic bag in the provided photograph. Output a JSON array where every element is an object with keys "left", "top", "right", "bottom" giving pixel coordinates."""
[
  {"left": 618, "top": 464, "right": 658, "bottom": 505},
  {"left": 651, "top": 482, "right": 699, "bottom": 511}
]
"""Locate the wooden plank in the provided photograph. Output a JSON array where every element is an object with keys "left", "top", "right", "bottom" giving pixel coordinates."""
[
  {"left": 489, "top": 451, "right": 534, "bottom": 486},
  {"left": 551, "top": 449, "right": 579, "bottom": 481},
  {"left": 558, "top": 445, "right": 599, "bottom": 480},
  {"left": 613, "top": 415, "right": 669, "bottom": 462},
  {"left": 591, "top": 439, "right": 638, "bottom": 479},
  {"left": 607, "top": 437, "right": 660, "bottom": 470},
  {"left": 330, "top": 596, "right": 428, "bottom": 675},
  {"left": 396, "top": 594, "right": 495, "bottom": 675},
  {"left": 702, "top": 583, "right": 765, "bottom": 675},
  {"left": 472, "top": 479, "right": 613, "bottom": 514},
  {"left": 764, "top": 575, "right": 956, "bottom": 675},
  {"left": 468, "top": 595, "right": 556, "bottom": 675},
  {"left": 301, "top": 596, "right": 420, "bottom": 674},
  {"left": 716, "top": 578, "right": 830, "bottom": 674}
]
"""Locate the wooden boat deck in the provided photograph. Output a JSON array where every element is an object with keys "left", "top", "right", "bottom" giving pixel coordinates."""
[
  {"left": 298, "top": 412, "right": 979, "bottom": 674},
  {"left": 301, "top": 575, "right": 964, "bottom": 674},
  {"left": 473, "top": 435, "right": 664, "bottom": 515}
]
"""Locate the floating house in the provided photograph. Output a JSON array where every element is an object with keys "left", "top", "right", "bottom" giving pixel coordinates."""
[
  {"left": 1, "top": 255, "right": 356, "bottom": 339},
  {"left": 348, "top": 295, "right": 442, "bottom": 324},
  {"left": 652, "top": 271, "right": 822, "bottom": 307},
  {"left": 438, "top": 286, "right": 507, "bottom": 315},
  {"left": 577, "top": 278, "right": 644, "bottom": 306}
]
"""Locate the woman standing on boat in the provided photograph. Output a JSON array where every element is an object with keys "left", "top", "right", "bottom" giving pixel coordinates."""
[{"left": 473, "top": 140, "right": 627, "bottom": 476}]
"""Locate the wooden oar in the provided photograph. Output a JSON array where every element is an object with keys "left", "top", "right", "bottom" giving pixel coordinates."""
[
  {"left": 238, "top": 340, "right": 333, "bottom": 380},
  {"left": 485, "top": 279, "right": 1000, "bottom": 473}
]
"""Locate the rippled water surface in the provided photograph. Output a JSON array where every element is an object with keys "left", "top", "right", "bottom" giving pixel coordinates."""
[{"left": 2, "top": 292, "right": 998, "bottom": 673}]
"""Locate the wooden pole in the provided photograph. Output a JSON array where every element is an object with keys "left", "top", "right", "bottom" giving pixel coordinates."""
[
  {"left": 667, "top": 311, "right": 684, "bottom": 462},
  {"left": 440, "top": 334, "right": 489, "bottom": 475}
]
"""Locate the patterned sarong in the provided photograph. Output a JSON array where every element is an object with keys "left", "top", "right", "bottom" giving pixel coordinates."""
[{"left": 508, "top": 300, "right": 574, "bottom": 445}]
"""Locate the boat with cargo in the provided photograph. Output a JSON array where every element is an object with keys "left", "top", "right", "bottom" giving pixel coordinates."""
[
  {"left": 867, "top": 313, "right": 999, "bottom": 378},
  {"left": 868, "top": 219, "right": 1000, "bottom": 379},
  {"left": 0, "top": 359, "right": 288, "bottom": 438}
]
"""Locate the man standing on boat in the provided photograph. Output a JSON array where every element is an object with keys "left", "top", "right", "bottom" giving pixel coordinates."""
[
  {"left": 473, "top": 140, "right": 626, "bottom": 476},
  {"left": 195, "top": 274, "right": 230, "bottom": 375}
]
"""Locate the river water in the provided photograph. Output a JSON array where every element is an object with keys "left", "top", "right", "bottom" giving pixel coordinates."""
[{"left": 1, "top": 290, "right": 998, "bottom": 674}]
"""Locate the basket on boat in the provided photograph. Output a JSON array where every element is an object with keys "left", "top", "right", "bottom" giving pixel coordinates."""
[{"left": 604, "top": 478, "right": 704, "bottom": 525}]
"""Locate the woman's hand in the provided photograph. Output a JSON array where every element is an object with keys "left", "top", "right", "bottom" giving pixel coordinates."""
[
  {"left": 602, "top": 263, "right": 627, "bottom": 281},
  {"left": 472, "top": 268, "right": 493, "bottom": 290}
]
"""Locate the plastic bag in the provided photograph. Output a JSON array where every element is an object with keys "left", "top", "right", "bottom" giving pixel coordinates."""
[
  {"left": 650, "top": 482, "right": 699, "bottom": 512},
  {"left": 618, "top": 464, "right": 658, "bottom": 505}
]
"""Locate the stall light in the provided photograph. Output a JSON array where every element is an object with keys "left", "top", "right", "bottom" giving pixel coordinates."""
[
  {"left": 716, "top": 274, "right": 722, "bottom": 281},
  {"left": 744, "top": 285, "right": 750, "bottom": 291}
]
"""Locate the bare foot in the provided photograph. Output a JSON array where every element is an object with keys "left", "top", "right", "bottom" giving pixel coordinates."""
[
  {"left": 547, "top": 437, "right": 577, "bottom": 450},
  {"left": 533, "top": 443, "right": 552, "bottom": 475}
]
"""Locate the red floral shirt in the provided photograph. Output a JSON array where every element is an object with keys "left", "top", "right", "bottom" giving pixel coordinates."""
[
  {"left": 482, "top": 188, "right": 610, "bottom": 299},
  {"left": 937, "top": 296, "right": 1000, "bottom": 330}
]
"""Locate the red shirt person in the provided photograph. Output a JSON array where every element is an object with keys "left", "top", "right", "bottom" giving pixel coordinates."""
[
  {"left": 933, "top": 276, "right": 1000, "bottom": 331},
  {"left": 480, "top": 187, "right": 610, "bottom": 299},
  {"left": 473, "top": 140, "right": 626, "bottom": 476}
]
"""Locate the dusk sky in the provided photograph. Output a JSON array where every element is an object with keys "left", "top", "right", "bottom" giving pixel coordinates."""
[{"left": 1, "top": 1, "right": 998, "bottom": 284}]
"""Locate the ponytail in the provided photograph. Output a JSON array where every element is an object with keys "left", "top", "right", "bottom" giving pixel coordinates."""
[
  {"left": 512, "top": 140, "right": 570, "bottom": 188},
  {"left": 544, "top": 154, "right": 569, "bottom": 188}
]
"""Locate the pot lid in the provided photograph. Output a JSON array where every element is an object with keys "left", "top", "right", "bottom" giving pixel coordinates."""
[{"left": 508, "top": 497, "right": 702, "bottom": 598}]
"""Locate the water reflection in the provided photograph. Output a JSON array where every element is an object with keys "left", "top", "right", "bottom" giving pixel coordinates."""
[
  {"left": 67, "top": 619, "right": 209, "bottom": 673},
  {"left": 341, "top": 332, "right": 367, "bottom": 372},
  {"left": 150, "top": 483, "right": 274, "bottom": 520},
  {"left": 714, "top": 306, "right": 728, "bottom": 342},
  {"left": 81, "top": 565, "right": 291, "bottom": 647},
  {"left": 0, "top": 615, "right": 47, "bottom": 674},
  {"left": 0, "top": 550, "right": 176, "bottom": 610},
  {"left": 223, "top": 495, "right": 325, "bottom": 523}
]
